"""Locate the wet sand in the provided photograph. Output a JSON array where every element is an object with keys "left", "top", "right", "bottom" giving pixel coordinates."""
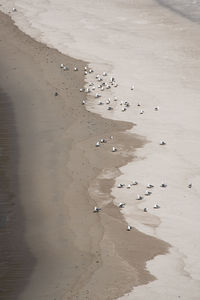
[
  {"left": 0, "top": 11, "right": 168, "bottom": 300},
  {"left": 0, "top": 89, "right": 35, "bottom": 299}
]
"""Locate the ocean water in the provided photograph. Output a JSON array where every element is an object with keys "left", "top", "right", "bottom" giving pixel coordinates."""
[
  {"left": 157, "top": 0, "right": 200, "bottom": 23},
  {"left": 0, "top": 0, "right": 200, "bottom": 299}
]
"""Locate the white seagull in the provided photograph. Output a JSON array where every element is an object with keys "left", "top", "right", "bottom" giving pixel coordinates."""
[
  {"left": 132, "top": 181, "right": 138, "bottom": 185},
  {"left": 145, "top": 190, "right": 151, "bottom": 196},
  {"left": 153, "top": 204, "right": 160, "bottom": 209},
  {"left": 117, "top": 183, "right": 124, "bottom": 188},
  {"left": 147, "top": 184, "right": 154, "bottom": 188},
  {"left": 93, "top": 206, "right": 101, "bottom": 213}
]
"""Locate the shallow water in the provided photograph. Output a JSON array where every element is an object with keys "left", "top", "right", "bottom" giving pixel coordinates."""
[{"left": 157, "top": 0, "right": 200, "bottom": 23}]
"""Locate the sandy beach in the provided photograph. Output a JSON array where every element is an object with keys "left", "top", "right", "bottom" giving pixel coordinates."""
[
  {"left": 0, "top": 0, "right": 200, "bottom": 299},
  {"left": 0, "top": 11, "right": 169, "bottom": 299}
]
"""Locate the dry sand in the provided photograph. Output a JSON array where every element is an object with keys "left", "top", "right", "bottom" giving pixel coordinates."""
[{"left": 0, "top": 12, "right": 168, "bottom": 300}]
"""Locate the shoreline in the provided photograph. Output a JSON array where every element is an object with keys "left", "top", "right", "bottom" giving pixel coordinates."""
[
  {"left": 1, "top": 0, "right": 199, "bottom": 298},
  {"left": 0, "top": 11, "right": 168, "bottom": 299},
  {"left": 1, "top": 0, "right": 200, "bottom": 298}
]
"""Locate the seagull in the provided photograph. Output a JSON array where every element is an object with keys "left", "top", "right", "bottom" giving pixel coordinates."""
[
  {"left": 96, "top": 142, "right": 100, "bottom": 147},
  {"left": 132, "top": 181, "right": 138, "bottom": 185},
  {"left": 127, "top": 225, "right": 132, "bottom": 231},
  {"left": 144, "top": 208, "right": 148, "bottom": 212},
  {"left": 153, "top": 204, "right": 160, "bottom": 209},
  {"left": 147, "top": 184, "right": 154, "bottom": 188},
  {"left": 95, "top": 93, "right": 101, "bottom": 98},
  {"left": 160, "top": 183, "right": 167, "bottom": 188},
  {"left": 160, "top": 141, "right": 166, "bottom": 145},
  {"left": 112, "top": 147, "right": 117, "bottom": 152},
  {"left": 100, "top": 139, "right": 106, "bottom": 143},
  {"left": 74, "top": 67, "right": 78, "bottom": 71},
  {"left": 124, "top": 102, "right": 130, "bottom": 107},
  {"left": 137, "top": 195, "right": 143, "bottom": 200},
  {"left": 145, "top": 190, "right": 151, "bottom": 196},
  {"left": 118, "top": 203, "right": 125, "bottom": 208},
  {"left": 117, "top": 183, "right": 124, "bottom": 188},
  {"left": 188, "top": 183, "right": 192, "bottom": 188},
  {"left": 93, "top": 206, "right": 101, "bottom": 213}
]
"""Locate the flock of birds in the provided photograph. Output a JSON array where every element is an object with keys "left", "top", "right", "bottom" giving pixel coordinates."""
[
  {"left": 59, "top": 62, "right": 192, "bottom": 231},
  {"left": 10, "top": 5, "right": 194, "bottom": 229},
  {"left": 79, "top": 67, "right": 160, "bottom": 116}
]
